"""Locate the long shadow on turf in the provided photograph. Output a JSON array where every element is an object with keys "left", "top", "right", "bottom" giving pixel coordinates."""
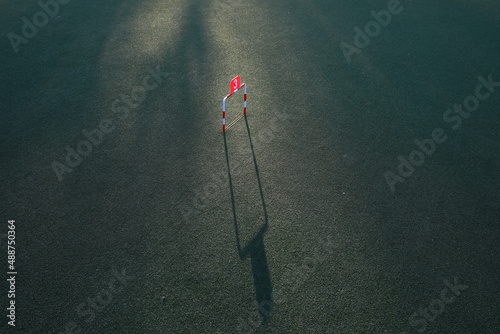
[{"left": 223, "top": 115, "right": 273, "bottom": 324}]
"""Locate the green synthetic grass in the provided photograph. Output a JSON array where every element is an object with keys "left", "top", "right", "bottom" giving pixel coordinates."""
[{"left": 1, "top": 0, "right": 499, "bottom": 333}]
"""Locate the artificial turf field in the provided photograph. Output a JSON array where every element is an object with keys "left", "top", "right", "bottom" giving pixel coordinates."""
[{"left": 1, "top": 0, "right": 499, "bottom": 333}]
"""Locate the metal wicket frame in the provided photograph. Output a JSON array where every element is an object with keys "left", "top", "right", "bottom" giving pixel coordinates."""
[{"left": 222, "top": 82, "right": 246, "bottom": 132}]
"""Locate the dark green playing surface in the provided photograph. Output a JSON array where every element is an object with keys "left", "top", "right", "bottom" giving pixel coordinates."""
[{"left": 1, "top": 0, "right": 499, "bottom": 333}]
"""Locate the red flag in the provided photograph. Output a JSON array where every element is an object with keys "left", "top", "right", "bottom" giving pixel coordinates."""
[{"left": 230, "top": 76, "right": 241, "bottom": 94}]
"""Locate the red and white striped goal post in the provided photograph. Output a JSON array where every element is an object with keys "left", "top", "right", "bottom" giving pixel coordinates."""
[{"left": 222, "top": 76, "right": 246, "bottom": 132}]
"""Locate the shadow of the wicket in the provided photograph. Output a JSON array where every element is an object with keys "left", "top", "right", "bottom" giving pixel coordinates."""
[{"left": 223, "top": 114, "right": 273, "bottom": 323}]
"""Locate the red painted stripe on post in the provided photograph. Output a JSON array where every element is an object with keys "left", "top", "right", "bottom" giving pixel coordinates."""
[{"left": 244, "top": 93, "right": 247, "bottom": 114}]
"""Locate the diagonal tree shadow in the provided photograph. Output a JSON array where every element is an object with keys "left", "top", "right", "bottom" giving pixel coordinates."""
[{"left": 223, "top": 114, "right": 273, "bottom": 323}]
